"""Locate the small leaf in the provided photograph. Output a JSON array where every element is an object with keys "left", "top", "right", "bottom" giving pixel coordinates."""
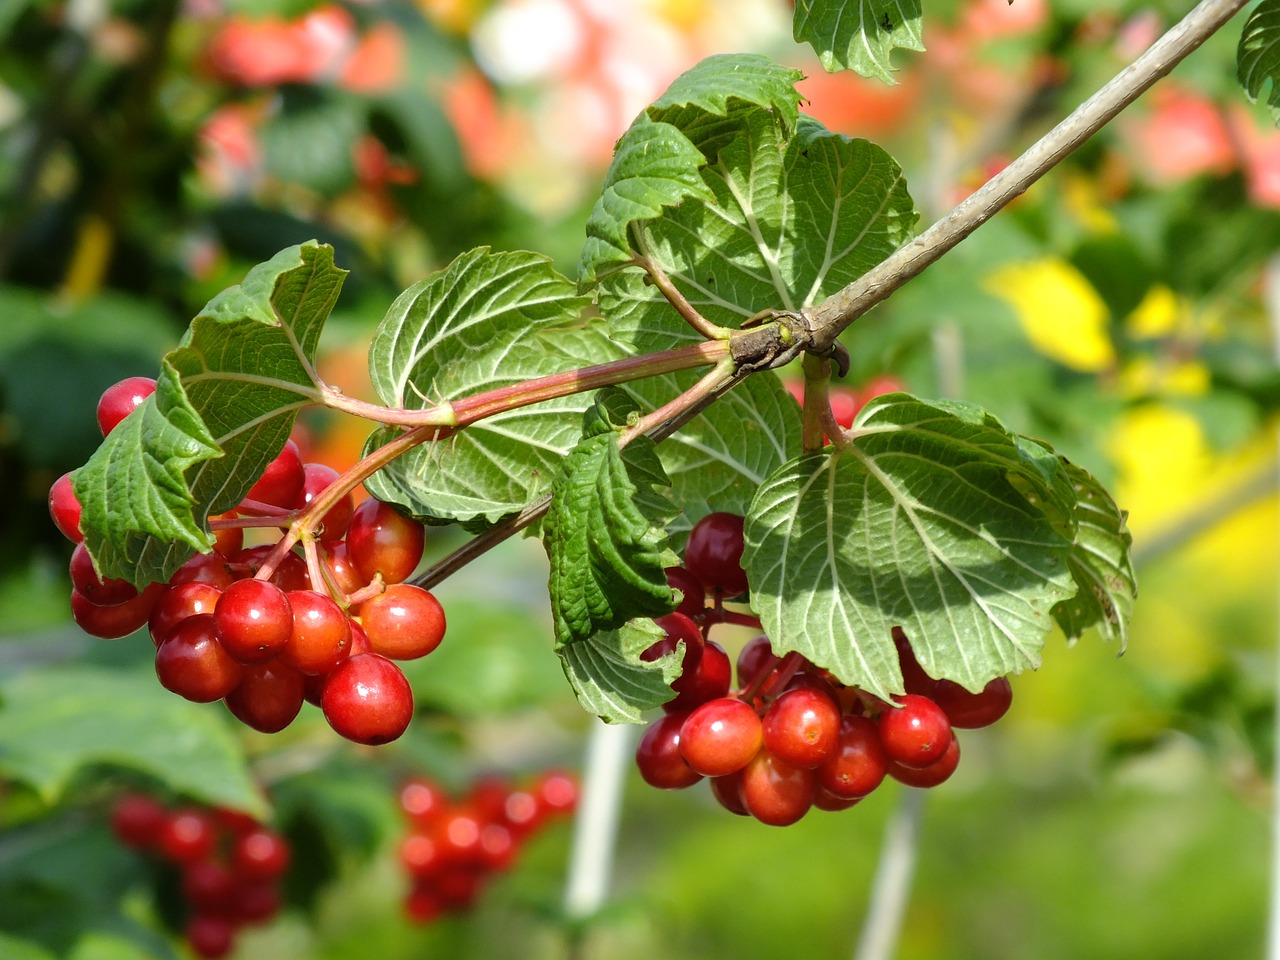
[
  {"left": 544, "top": 391, "right": 680, "bottom": 650},
  {"left": 743, "top": 395, "right": 1078, "bottom": 700},
  {"left": 74, "top": 242, "right": 346, "bottom": 586},
  {"left": 0, "top": 668, "right": 265, "bottom": 816},
  {"left": 558, "top": 618, "right": 682, "bottom": 724},
  {"left": 794, "top": 0, "right": 925, "bottom": 82},
  {"left": 365, "top": 248, "right": 594, "bottom": 526},
  {"left": 1239, "top": 0, "right": 1280, "bottom": 123},
  {"left": 1053, "top": 461, "right": 1137, "bottom": 649}
]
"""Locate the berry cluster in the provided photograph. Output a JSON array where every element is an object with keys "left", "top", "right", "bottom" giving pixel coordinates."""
[
  {"left": 397, "top": 771, "right": 579, "bottom": 923},
  {"left": 109, "top": 793, "right": 291, "bottom": 959},
  {"left": 636, "top": 512, "right": 1014, "bottom": 826},
  {"left": 51, "top": 377, "right": 446, "bottom": 745}
]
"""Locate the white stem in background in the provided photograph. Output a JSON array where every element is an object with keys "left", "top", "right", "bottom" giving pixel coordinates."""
[
  {"left": 564, "top": 719, "right": 635, "bottom": 920},
  {"left": 853, "top": 788, "right": 926, "bottom": 960}
]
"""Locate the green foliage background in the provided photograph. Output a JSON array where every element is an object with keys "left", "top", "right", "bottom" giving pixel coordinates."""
[{"left": 0, "top": 1, "right": 1276, "bottom": 958}]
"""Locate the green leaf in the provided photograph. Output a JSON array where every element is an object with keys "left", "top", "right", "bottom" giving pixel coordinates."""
[
  {"left": 1239, "top": 0, "right": 1280, "bottom": 123},
  {"left": 0, "top": 668, "right": 264, "bottom": 816},
  {"left": 578, "top": 54, "right": 805, "bottom": 282},
  {"left": 602, "top": 116, "right": 917, "bottom": 351},
  {"left": 544, "top": 391, "right": 680, "bottom": 651},
  {"left": 1052, "top": 461, "right": 1137, "bottom": 649},
  {"left": 743, "top": 395, "right": 1079, "bottom": 700},
  {"left": 364, "top": 248, "right": 594, "bottom": 526},
  {"left": 557, "top": 618, "right": 682, "bottom": 724},
  {"left": 794, "top": 0, "right": 925, "bottom": 82},
  {"left": 73, "top": 242, "right": 347, "bottom": 586}
]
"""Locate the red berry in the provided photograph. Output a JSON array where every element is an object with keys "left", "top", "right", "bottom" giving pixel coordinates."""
[
  {"left": 678, "top": 697, "right": 763, "bottom": 777},
  {"left": 243, "top": 439, "right": 304, "bottom": 509},
  {"left": 761, "top": 686, "right": 842, "bottom": 769},
  {"left": 209, "top": 512, "right": 244, "bottom": 558},
  {"left": 230, "top": 827, "right": 291, "bottom": 882},
  {"left": 887, "top": 735, "right": 961, "bottom": 788},
  {"left": 893, "top": 627, "right": 935, "bottom": 696},
  {"left": 400, "top": 832, "right": 443, "bottom": 878},
  {"left": 828, "top": 387, "right": 860, "bottom": 429},
  {"left": 735, "top": 634, "right": 781, "bottom": 690},
  {"left": 182, "top": 859, "right": 237, "bottom": 914},
  {"left": 96, "top": 376, "right": 156, "bottom": 436},
  {"left": 169, "top": 552, "right": 234, "bottom": 590},
  {"left": 296, "top": 463, "right": 354, "bottom": 540},
  {"left": 877, "top": 694, "right": 954, "bottom": 768},
  {"left": 404, "top": 885, "right": 444, "bottom": 923},
  {"left": 400, "top": 778, "right": 447, "bottom": 823},
  {"left": 149, "top": 581, "right": 223, "bottom": 646},
  {"left": 110, "top": 792, "right": 167, "bottom": 848},
  {"left": 635, "top": 712, "right": 702, "bottom": 789},
  {"left": 214, "top": 578, "right": 293, "bottom": 665},
  {"left": 478, "top": 822, "right": 517, "bottom": 870},
  {"left": 740, "top": 749, "right": 814, "bottom": 826},
  {"left": 70, "top": 542, "right": 138, "bottom": 605},
  {"left": 666, "top": 639, "right": 731, "bottom": 713},
  {"left": 48, "top": 471, "right": 84, "bottom": 543},
  {"left": 320, "top": 653, "right": 414, "bottom": 744},
  {"left": 280, "top": 590, "right": 351, "bottom": 675},
  {"left": 643, "top": 612, "right": 704, "bottom": 701},
  {"left": 533, "top": 770, "right": 579, "bottom": 816},
  {"left": 185, "top": 914, "right": 236, "bottom": 959},
  {"left": 231, "top": 545, "right": 310, "bottom": 593},
  {"left": 158, "top": 807, "right": 217, "bottom": 863},
  {"left": 931, "top": 676, "right": 1013, "bottom": 729},
  {"left": 709, "top": 771, "right": 750, "bottom": 816},
  {"left": 817, "top": 714, "right": 888, "bottom": 799},
  {"left": 813, "top": 786, "right": 863, "bottom": 811},
  {"left": 346, "top": 498, "right": 425, "bottom": 585},
  {"left": 224, "top": 660, "right": 305, "bottom": 733},
  {"left": 71, "top": 583, "right": 165, "bottom": 639},
  {"left": 154, "top": 613, "right": 244, "bottom": 702},
  {"left": 322, "top": 540, "right": 366, "bottom": 597},
  {"left": 359, "top": 583, "right": 446, "bottom": 660},
  {"left": 231, "top": 882, "right": 281, "bottom": 925},
  {"left": 665, "top": 565, "right": 705, "bottom": 617},
  {"left": 683, "top": 512, "right": 748, "bottom": 598}
]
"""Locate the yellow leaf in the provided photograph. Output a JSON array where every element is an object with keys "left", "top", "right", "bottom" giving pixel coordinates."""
[{"left": 985, "top": 258, "right": 1116, "bottom": 371}]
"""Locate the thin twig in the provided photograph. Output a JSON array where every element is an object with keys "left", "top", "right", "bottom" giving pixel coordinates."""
[
  {"left": 807, "top": 0, "right": 1251, "bottom": 352},
  {"left": 632, "top": 228, "right": 730, "bottom": 341}
]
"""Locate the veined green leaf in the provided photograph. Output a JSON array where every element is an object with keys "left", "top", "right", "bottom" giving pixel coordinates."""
[
  {"left": 1239, "top": 0, "right": 1280, "bottom": 122},
  {"left": 602, "top": 116, "right": 917, "bottom": 351},
  {"left": 74, "top": 242, "right": 346, "bottom": 586},
  {"left": 794, "top": 0, "right": 925, "bottom": 82},
  {"left": 558, "top": 618, "right": 681, "bottom": 724},
  {"left": 579, "top": 54, "right": 805, "bottom": 282},
  {"left": 1053, "top": 461, "right": 1137, "bottom": 649},
  {"left": 743, "top": 394, "right": 1079, "bottom": 700},
  {"left": 365, "top": 248, "right": 593, "bottom": 526},
  {"left": 544, "top": 391, "right": 680, "bottom": 650},
  {"left": 0, "top": 668, "right": 265, "bottom": 816}
]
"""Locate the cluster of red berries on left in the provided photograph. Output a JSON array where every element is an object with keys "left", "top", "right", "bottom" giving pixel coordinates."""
[
  {"left": 50, "top": 376, "right": 445, "bottom": 745},
  {"left": 110, "top": 793, "right": 291, "bottom": 959}
]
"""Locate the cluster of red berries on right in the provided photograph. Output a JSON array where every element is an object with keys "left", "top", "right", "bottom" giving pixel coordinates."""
[
  {"left": 396, "top": 771, "right": 579, "bottom": 923},
  {"left": 110, "top": 792, "right": 291, "bottom": 959},
  {"left": 50, "top": 376, "right": 446, "bottom": 746},
  {"left": 635, "top": 511, "right": 1013, "bottom": 826}
]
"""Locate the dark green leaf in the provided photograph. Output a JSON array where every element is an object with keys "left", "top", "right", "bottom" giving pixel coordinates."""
[
  {"left": 0, "top": 668, "right": 264, "bottom": 816},
  {"left": 1238, "top": 0, "right": 1280, "bottom": 122},
  {"left": 743, "top": 394, "right": 1079, "bottom": 700},
  {"left": 794, "top": 0, "right": 925, "bottom": 82},
  {"left": 544, "top": 391, "right": 680, "bottom": 651},
  {"left": 557, "top": 618, "right": 681, "bottom": 724}
]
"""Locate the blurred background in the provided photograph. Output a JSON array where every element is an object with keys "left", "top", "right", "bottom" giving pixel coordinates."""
[{"left": 1, "top": 0, "right": 1279, "bottom": 958}]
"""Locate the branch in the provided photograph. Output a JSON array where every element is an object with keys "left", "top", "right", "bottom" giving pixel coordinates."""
[{"left": 806, "top": 0, "right": 1252, "bottom": 352}]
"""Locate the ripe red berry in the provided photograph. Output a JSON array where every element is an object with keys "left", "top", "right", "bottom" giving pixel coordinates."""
[
  {"left": 96, "top": 376, "right": 156, "bottom": 436},
  {"left": 71, "top": 583, "right": 165, "bottom": 639},
  {"left": 169, "top": 551, "right": 235, "bottom": 589},
  {"left": 359, "top": 583, "right": 446, "bottom": 660},
  {"left": 665, "top": 565, "right": 705, "bottom": 617},
  {"left": 762, "top": 686, "right": 842, "bottom": 768},
  {"left": 230, "top": 828, "right": 291, "bottom": 882},
  {"left": 280, "top": 589, "right": 351, "bottom": 675},
  {"left": 322, "top": 540, "right": 366, "bottom": 597},
  {"left": 931, "top": 676, "right": 1013, "bottom": 729},
  {"left": 182, "top": 859, "right": 237, "bottom": 914},
  {"left": 817, "top": 714, "right": 889, "bottom": 799},
  {"left": 709, "top": 771, "right": 750, "bottom": 816},
  {"left": 635, "top": 712, "right": 702, "bottom": 789},
  {"left": 243, "top": 439, "right": 305, "bottom": 509},
  {"left": 320, "top": 653, "right": 414, "bottom": 744},
  {"left": 48, "top": 471, "right": 84, "bottom": 543},
  {"left": 532, "top": 770, "right": 579, "bottom": 816},
  {"left": 643, "top": 612, "right": 704, "bottom": 697},
  {"left": 346, "top": 498, "right": 425, "bottom": 585},
  {"left": 887, "top": 735, "right": 961, "bottom": 788},
  {"left": 666, "top": 639, "right": 731, "bottom": 713},
  {"left": 893, "top": 627, "right": 936, "bottom": 696},
  {"left": 231, "top": 882, "right": 281, "bottom": 925},
  {"left": 683, "top": 512, "right": 748, "bottom": 598},
  {"left": 70, "top": 542, "right": 138, "bottom": 605},
  {"left": 735, "top": 634, "right": 782, "bottom": 690},
  {"left": 740, "top": 749, "right": 815, "bottom": 826},
  {"left": 149, "top": 581, "right": 223, "bottom": 646},
  {"left": 158, "top": 807, "right": 218, "bottom": 863},
  {"left": 678, "top": 697, "right": 763, "bottom": 777},
  {"left": 876, "top": 694, "right": 954, "bottom": 769},
  {"left": 400, "top": 778, "right": 447, "bottom": 823},
  {"left": 185, "top": 913, "right": 237, "bottom": 959},
  {"left": 110, "top": 792, "right": 167, "bottom": 849},
  {"left": 154, "top": 613, "right": 244, "bottom": 702},
  {"left": 214, "top": 578, "right": 293, "bottom": 665},
  {"left": 223, "top": 660, "right": 305, "bottom": 733}
]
